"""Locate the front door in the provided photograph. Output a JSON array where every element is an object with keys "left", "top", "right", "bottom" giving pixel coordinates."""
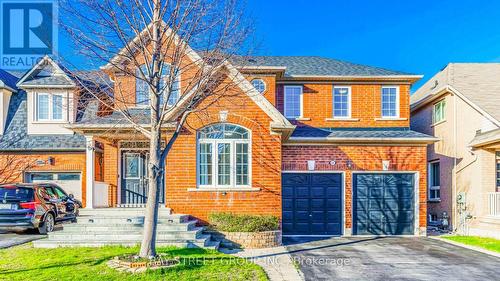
[{"left": 121, "top": 151, "right": 164, "bottom": 204}]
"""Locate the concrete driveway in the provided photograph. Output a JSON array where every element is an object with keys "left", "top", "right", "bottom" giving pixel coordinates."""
[{"left": 285, "top": 237, "right": 500, "bottom": 281}]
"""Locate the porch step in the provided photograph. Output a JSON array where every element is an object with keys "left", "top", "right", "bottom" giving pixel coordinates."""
[
  {"left": 78, "top": 207, "right": 172, "bottom": 217},
  {"left": 62, "top": 220, "right": 197, "bottom": 232},
  {"left": 33, "top": 211, "right": 217, "bottom": 250},
  {"left": 46, "top": 227, "right": 204, "bottom": 241},
  {"left": 33, "top": 236, "right": 218, "bottom": 250}
]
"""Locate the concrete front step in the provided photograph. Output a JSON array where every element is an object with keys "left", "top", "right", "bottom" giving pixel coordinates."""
[
  {"left": 79, "top": 207, "right": 172, "bottom": 217},
  {"left": 62, "top": 221, "right": 197, "bottom": 232},
  {"left": 33, "top": 235, "right": 219, "bottom": 250},
  {"left": 47, "top": 228, "right": 204, "bottom": 241},
  {"left": 75, "top": 214, "right": 189, "bottom": 225}
]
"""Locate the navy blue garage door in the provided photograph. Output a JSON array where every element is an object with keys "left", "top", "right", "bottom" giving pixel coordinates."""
[
  {"left": 282, "top": 173, "right": 342, "bottom": 235},
  {"left": 353, "top": 173, "right": 415, "bottom": 235}
]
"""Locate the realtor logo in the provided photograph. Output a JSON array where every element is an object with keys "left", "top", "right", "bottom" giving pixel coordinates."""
[{"left": 0, "top": 0, "right": 57, "bottom": 69}]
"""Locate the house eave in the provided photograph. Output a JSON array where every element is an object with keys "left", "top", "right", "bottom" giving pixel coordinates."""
[
  {"left": 286, "top": 136, "right": 439, "bottom": 145},
  {"left": 280, "top": 75, "right": 423, "bottom": 83}
]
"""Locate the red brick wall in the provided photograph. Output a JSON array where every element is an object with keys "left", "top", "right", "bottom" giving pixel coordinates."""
[
  {"left": 276, "top": 84, "right": 411, "bottom": 128},
  {"left": 243, "top": 75, "right": 277, "bottom": 106},
  {"left": 282, "top": 145, "right": 428, "bottom": 230},
  {"left": 165, "top": 82, "right": 283, "bottom": 223}
]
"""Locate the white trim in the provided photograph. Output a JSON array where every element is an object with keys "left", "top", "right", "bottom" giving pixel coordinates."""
[
  {"left": 84, "top": 136, "right": 95, "bottom": 209},
  {"left": 380, "top": 86, "right": 400, "bottom": 118},
  {"left": 34, "top": 91, "right": 67, "bottom": 122},
  {"left": 283, "top": 74, "right": 423, "bottom": 80},
  {"left": 283, "top": 85, "right": 304, "bottom": 119},
  {"left": 351, "top": 171, "right": 420, "bottom": 236},
  {"left": 332, "top": 86, "right": 352, "bottom": 119}
]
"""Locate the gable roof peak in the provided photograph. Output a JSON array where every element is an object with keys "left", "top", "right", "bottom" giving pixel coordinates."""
[{"left": 16, "top": 55, "right": 76, "bottom": 89}]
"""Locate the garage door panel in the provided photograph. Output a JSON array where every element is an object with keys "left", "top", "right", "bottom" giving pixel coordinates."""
[
  {"left": 295, "top": 211, "right": 310, "bottom": 221},
  {"left": 326, "top": 186, "right": 341, "bottom": 198},
  {"left": 282, "top": 186, "right": 294, "bottom": 198},
  {"left": 282, "top": 174, "right": 309, "bottom": 186},
  {"left": 296, "top": 187, "right": 310, "bottom": 197},
  {"left": 326, "top": 199, "right": 341, "bottom": 210},
  {"left": 310, "top": 187, "right": 324, "bottom": 198},
  {"left": 282, "top": 173, "right": 342, "bottom": 236},
  {"left": 384, "top": 199, "right": 413, "bottom": 210},
  {"left": 311, "top": 174, "right": 340, "bottom": 186},
  {"left": 295, "top": 199, "right": 309, "bottom": 210},
  {"left": 354, "top": 173, "right": 415, "bottom": 235},
  {"left": 283, "top": 199, "right": 293, "bottom": 210},
  {"left": 311, "top": 199, "right": 325, "bottom": 209}
]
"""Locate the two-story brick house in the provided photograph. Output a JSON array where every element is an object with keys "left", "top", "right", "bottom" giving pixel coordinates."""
[{"left": 0, "top": 35, "right": 436, "bottom": 237}]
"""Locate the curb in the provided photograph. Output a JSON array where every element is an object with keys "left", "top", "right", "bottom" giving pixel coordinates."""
[{"left": 429, "top": 236, "right": 500, "bottom": 259}]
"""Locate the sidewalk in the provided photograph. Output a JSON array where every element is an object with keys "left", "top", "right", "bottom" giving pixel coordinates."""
[{"left": 220, "top": 246, "right": 303, "bottom": 281}]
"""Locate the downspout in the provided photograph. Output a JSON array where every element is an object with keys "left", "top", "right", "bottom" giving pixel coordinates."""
[{"left": 453, "top": 91, "right": 458, "bottom": 232}]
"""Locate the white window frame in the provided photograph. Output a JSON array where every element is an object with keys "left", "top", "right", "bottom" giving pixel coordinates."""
[
  {"left": 284, "top": 85, "right": 303, "bottom": 119},
  {"left": 428, "top": 160, "right": 440, "bottom": 201},
  {"left": 35, "top": 92, "right": 65, "bottom": 122},
  {"left": 135, "top": 63, "right": 181, "bottom": 108},
  {"left": 197, "top": 126, "right": 252, "bottom": 189},
  {"left": 381, "top": 86, "right": 400, "bottom": 118},
  {"left": 332, "top": 86, "right": 352, "bottom": 119},
  {"left": 433, "top": 99, "right": 446, "bottom": 124}
]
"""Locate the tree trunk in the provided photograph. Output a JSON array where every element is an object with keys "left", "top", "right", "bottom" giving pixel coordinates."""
[{"left": 139, "top": 0, "right": 162, "bottom": 258}]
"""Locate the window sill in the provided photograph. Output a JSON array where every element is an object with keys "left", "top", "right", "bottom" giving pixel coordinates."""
[
  {"left": 374, "top": 117, "right": 407, "bottom": 121},
  {"left": 428, "top": 199, "right": 441, "bottom": 203},
  {"left": 32, "top": 120, "right": 68, "bottom": 124},
  {"left": 325, "top": 118, "right": 359, "bottom": 122},
  {"left": 431, "top": 120, "right": 446, "bottom": 127},
  {"left": 291, "top": 117, "right": 311, "bottom": 121},
  {"left": 187, "top": 187, "right": 261, "bottom": 192}
]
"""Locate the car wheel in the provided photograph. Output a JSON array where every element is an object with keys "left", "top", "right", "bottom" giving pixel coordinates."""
[{"left": 38, "top": 213, "right": 55, "bottom": 234}]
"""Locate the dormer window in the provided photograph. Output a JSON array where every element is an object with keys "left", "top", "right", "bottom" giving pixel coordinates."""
[
  {"left": 136, "top": 64, "right": 180, "bottom": 107},
  {"left": 36, "top": 93, "right": 64, "bottom": 121}
]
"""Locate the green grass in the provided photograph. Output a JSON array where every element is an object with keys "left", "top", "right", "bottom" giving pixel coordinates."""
[
  {"left": 442, "top": 235, "right": 500, "bottom": 253},
  {"left": 0, "top": 244, "right": 268, "bottom": 281}
]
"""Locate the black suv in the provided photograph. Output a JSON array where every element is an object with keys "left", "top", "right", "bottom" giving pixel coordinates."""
[{"left": 0, "top": 183, "right": 79, "bottom": 234}]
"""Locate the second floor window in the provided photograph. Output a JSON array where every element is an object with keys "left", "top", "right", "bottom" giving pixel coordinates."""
[
  {"left": 36, "top": 93, "right": 64, "bottom": 121},
  {"left": 333, "top": 86, "right": 351, "bottom": 118},
  {"left": 433, "top": 100, "right": 446, "bottom": 124},
  {"left": 284, "top": 85, "right": 303, "bottom": 119},
  {"left": 381, "top": 86, "right": 399, "bottom": 118},
  {"left": 136, "top": 64, "right": 180, "bottom": 107}
]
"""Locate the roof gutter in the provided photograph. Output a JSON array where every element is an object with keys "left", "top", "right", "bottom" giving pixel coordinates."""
[{"left": 287, "top": 136, "right": 439, "bottom": 144}]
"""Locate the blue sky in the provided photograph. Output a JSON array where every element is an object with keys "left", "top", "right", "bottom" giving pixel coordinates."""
[
  {"left": 60, "top": 0, "right": 500, "bottom": 91},
  {"left": 243, "top": 0, "right": 500, "bottom": 90}
]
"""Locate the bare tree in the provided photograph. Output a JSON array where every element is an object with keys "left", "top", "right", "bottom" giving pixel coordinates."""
[
  {"left": 60, "top": 0, "right": 252, "bottom": 257},
  {"left": 0, "top": 154, "right": 36, "bottom": 184}
]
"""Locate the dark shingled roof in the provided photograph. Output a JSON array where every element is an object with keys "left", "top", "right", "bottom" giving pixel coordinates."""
[
  {"left": 77, "top": 108, "right": 151, "bottom": 126},
  {"left": 0, "top": 91, "right": 86, "bottom": 151},
  {"left": 232, "top": 56, "right": 413, "bottom": 77},
  {"left": 290, "top": 127, "right": 434, "bottom": 139}
]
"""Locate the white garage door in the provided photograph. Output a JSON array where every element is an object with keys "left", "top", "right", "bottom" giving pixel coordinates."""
[{"left": 26, "top": 172, "right": 82, "bottom": 201}]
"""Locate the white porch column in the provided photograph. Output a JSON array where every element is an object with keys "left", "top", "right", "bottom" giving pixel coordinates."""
[{"left": 85, "top": 135, "right": 95, "bottom": 209}]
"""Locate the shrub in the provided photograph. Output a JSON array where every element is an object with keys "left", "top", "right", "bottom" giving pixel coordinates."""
[{"left": 208, "top": 212, "right": 280, "bottom": 232}]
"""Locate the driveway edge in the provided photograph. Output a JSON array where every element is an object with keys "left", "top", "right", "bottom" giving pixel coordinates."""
[{"left": 429, "top": 236, "right": 500, "bottom": 258}]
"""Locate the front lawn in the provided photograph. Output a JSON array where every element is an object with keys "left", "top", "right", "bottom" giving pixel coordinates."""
[
  {"left": 0, "top": 244, "right": 268, "bottom": 281},
  {"left": 442, "top": 235, "right": 500, "bottom": 253}
]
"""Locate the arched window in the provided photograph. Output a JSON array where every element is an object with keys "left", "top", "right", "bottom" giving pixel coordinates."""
[
  {"left": 197, "top": 124, "right": 251, "bottom": 188},
  {"left": 136, "top": 64, "right": 180, "bottom": 106}
]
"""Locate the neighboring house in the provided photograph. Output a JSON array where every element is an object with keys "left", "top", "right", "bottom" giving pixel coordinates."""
[
  {"left": 411, "top": 63, "right": 500, "bottom": 239},
  {"left": 0, "top": 31, "right": 436, "bottom": 237}
]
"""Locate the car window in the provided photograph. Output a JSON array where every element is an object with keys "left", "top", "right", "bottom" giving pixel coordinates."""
[
  {"left": 0, "top": 186, "right": 34, "bottom": 202},
  {"left": 40, "top": 186, "right": 58, "bottom": 199},
  {"left": 53, "top": 186, "right": 67, "bottom": 198}
]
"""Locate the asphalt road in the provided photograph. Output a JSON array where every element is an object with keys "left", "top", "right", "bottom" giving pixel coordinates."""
[{"left": 285, "top": 236, "right": 500, "bottom": 281}]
